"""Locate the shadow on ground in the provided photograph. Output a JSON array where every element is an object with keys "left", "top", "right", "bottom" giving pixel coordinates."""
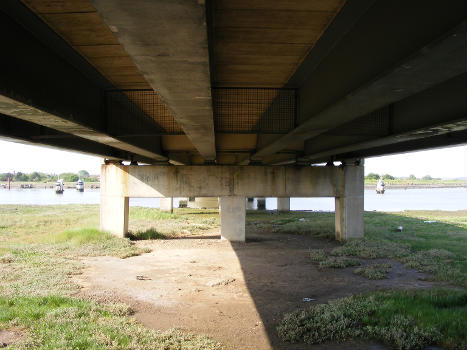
[{"left": 226, "top": 210, "right": 465, "bottom": 349}]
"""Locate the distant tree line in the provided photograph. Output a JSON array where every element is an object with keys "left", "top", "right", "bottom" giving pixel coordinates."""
[
  {"left": 0, "top": 170, "right": 98, "bottom": 182},
  {"left": 365, "top": 173, "right": 438, "bottom": 181}
]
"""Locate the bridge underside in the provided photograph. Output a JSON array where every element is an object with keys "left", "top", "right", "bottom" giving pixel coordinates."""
[
  {"left": 0, "top": 1, "right": 465, "bottom": 241},
  {"left": 0, "top": 0, "right": 464, "bottom": 165}
]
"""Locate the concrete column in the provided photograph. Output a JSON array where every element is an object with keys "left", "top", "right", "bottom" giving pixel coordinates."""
[
  {"left": 335, "top": 162, "right": 364, "bottom": 241},
  {"left": 160, "top": 197, "right": 173, "bottom": 213},
  {"left": 219, "top": 196, "right": 245, "bottom": 242},
  {"left": 277, "top": 197, "right": 290, "bottom": 211},
  {"left": 257, "top": 197, "right": 266, "bottom": 210},
  {"left": 100, "top": 195, "right": 129, "bottom": 236}
]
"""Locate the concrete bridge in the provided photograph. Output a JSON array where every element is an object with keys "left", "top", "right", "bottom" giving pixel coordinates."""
[{"left": 0, "top": 1, "right": 465, "bottom": 241}]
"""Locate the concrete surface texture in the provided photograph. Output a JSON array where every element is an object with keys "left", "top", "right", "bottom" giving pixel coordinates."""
[
  {"left": 277, "top": 197, "right": 290, "bottom": 212},
  {"left": 159, "top": 197, "right": 173, "bottom": 213},
  {"left": 188, "top": 197, "right": 219, "bottom": 209},
  {"left": 219, "top": 196, "right": 246, "bottom": 242}
]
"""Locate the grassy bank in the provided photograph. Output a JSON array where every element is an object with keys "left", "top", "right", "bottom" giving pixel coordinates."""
[
  {"left": 0, "top": 205, "right": 221, "bottom": 349},
  {"left": 0, "top": 205, "right": 465, "bottom": 349}
]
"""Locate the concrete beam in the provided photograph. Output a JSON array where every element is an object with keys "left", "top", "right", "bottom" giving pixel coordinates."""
[
  {"left": 252, "top": 20, "right": 466, "bottom": 160},
  {"left": 307, "top": 119, "right": 467, "bottom": 163},
  {"left": 92, "top": 0, "right": 216, "bottom": 161},
  {"left": 304, "top": 74, "right": 467, "bottom": 162},
  {"left": 0, "top": 114, "right": 137, "bottom": 161},
  {"left": 100, "top": 164, "right": 341, "bottom": 198},
  {"left": 0, "top": 4, "right": 167, "bottom": 162}
]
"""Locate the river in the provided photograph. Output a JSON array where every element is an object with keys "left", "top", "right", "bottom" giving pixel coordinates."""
[{"left": 0, "top": 187, "right": 466, "bottom": 211}]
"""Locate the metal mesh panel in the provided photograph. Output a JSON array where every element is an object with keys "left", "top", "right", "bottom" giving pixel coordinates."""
[
  {"left": 212, "top": 88, "right": 296, "bottom": 133},
  {"left": 106, "top": 89, "right": 183, "bottom": 134}
]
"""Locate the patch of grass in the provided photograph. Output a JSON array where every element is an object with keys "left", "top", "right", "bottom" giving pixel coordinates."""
[
  {"left": 309, "top": 249, "right": 326, "bottom": 262},
  {"left": 331, "top": 238, "right": 411, "bottom": 259},
  {"left": 247, "top": 211, "right": 334, "bottom": 238},
  {"left": 318, "top": 256, "right": 361, "bottom": 269},
  {"left": 129, "top": 207, "right": 182, "bottom": 221},
  {"left": 354, "top": 263, "right": 392, "bottom": 280},
  {"left": 277, "top": 288, "right": 467, "bottom": 350},
  {"left": 0, "top": 295, "right": 222, "bottom": 350},
  {"left": 129, "top": 207, "right": 220, "bottom": 236},
  {"left": 125, "top": 228, "right": 169, "bottom": 241}
]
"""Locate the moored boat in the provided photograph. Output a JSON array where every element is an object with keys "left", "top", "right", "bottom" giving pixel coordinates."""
[
  {"left": 55, "top": 179, "right": 64, "bottom": 194},
  {"left": 376, "top": 179, "right": 385, "bottom": 194},
  {"left": 76, "top": 179, "right": 84, "bottom": 192}
]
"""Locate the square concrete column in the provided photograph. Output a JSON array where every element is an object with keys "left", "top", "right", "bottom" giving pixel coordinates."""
[
  {"left": 335, "top": 162, "right": 364, "bottom": 241},
  {"left": 219, "top": 196, "right": 245, "bottom": 242},
  {"left": 160, "top": 197, "right": 173, "bottom": 213},
  {"left": 100, "top": 195, "right": 129, "bottom": 236},
  {"left": 277, "top": 197, "right": 290, "bottom": 211},
  {"left": 257, "top": 197, "right": 266, "bottom": 210}
]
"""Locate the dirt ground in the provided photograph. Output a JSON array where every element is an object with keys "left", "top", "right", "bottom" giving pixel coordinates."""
[{"left": 75, "top": 227, "right": 435, "bottom": 350}]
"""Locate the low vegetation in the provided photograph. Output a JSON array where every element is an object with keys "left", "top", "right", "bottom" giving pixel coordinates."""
[
  {"left": 0, "top": 296, "right": 221, "bottom": 350},
  {"left": 278, "top": 288, "right": 466, "bottom": 350},
  {"left": 0, "top": 205, "right": 465, "bottom": 349},
  {"left": 0, "top": 205, "right": 221, "bottom": 349},
  {"left": 354, "top": 263, "right": 392, "bottom": 280}
]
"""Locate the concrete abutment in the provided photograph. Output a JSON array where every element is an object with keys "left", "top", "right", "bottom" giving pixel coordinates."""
[{"left": 99, "top": 163, "right": 364, "bottom": 241}]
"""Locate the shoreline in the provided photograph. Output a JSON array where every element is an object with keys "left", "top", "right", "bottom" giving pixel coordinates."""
[{"left": 364, "top": 183, "right": 467, "bottom": 190}]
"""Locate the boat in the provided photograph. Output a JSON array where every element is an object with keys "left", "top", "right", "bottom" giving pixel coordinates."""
[
  {"left": 76, "top": 179, "right": 84, "bottom": 192},
  {"left": 376, "top": 179, "right": 385, "bottom": 194},
  {"left": 55, "top": 179, "right": 64, "bottom": 194}
]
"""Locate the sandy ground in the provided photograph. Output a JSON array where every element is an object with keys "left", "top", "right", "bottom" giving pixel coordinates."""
[{"left": 76, "top": 228, "right": 435, "bottom": 350}]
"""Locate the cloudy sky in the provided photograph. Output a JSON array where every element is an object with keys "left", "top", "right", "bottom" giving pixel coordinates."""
[{"left": 0, "top": 139, "right": 465, "bottom": 178}]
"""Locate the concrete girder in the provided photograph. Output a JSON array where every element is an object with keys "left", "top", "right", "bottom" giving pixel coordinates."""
[
  {"left": 0, "top": 114, "right": 149, "bottom": 162},
  {"left": 334, "top": 130, "right": 467, "bottom": 162},
  {"left": 251, "top": 20, "right": 466, "bottom": 160},
  {"left": 306, "top": 119, "right": 467, "bottom": 163},
  {"left": 0, "top": 3, "right": 167, "bottom": 162},
  {"left": 92, "top": 0, "right": 216, "bottom": 161},
  {"left": 304, "top": 74, "right": 467, "bottom": 162}
]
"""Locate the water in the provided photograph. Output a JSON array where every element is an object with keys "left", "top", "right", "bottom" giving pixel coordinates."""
[{"left": 0, "top": 187, "right": 466, "bottom": 212}]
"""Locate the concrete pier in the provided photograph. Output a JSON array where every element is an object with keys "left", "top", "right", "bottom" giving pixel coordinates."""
[
  {"left": 277, "top": 197, "right": 290, "bottom": 211},
  {"left": 100, "top": 163, "right": 364, "bottom": 241},
  {"left": 160, "top": 197, "right": 173, "bottom": 213},
  {"left": 257, "top": 198, "right": 266, "bottom": 210},
  {"left": 100, "top": 194, "right": 129, "bottom": 236},
  {"left": 219, "top": 196, "right": 245, "bottom": 241},
  {"left": 335, "top": 162, "right": 364, "bottom": 240}
]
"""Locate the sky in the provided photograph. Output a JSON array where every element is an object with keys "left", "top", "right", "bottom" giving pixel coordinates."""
[{"left": 0, "top": 139, "right": 466, "bottom": 178}]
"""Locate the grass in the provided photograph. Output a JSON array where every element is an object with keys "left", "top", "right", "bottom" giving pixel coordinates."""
[
  {"left": 0, "top": 205, "right": 222, "bottom": 349},
  {"left": 299, "top": 210, "right": 467, "bottom": 285},
  {"left": 247, "top": 210, "right": 335, "bottom": 238},
  {"left": 277, "top": 288, "right": 467, "bottom": 349},
  {"left": 1, "top": 205, "right": 466, "bottom": 349},
  {"left": 0, "top": 295, "right": 221, "bottom": 350},
  {"left": 354, "top": 263, "right": 392, "bottom": 280}
]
